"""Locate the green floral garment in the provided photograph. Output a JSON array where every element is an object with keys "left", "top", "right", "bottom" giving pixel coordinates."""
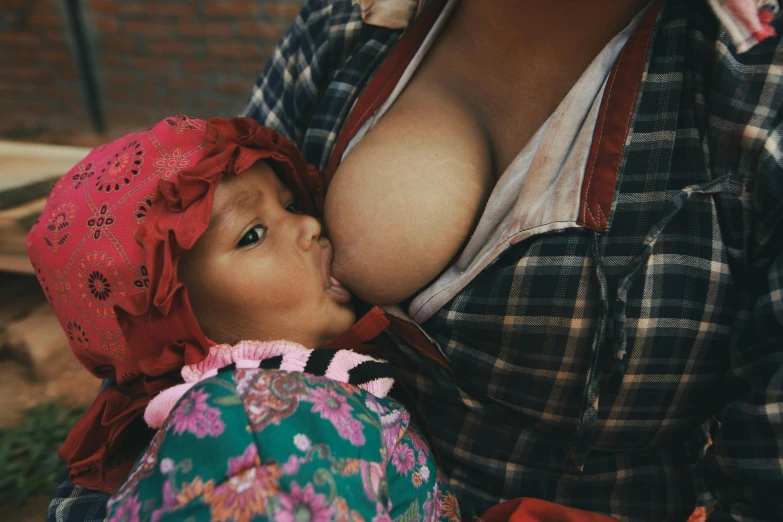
[{"left": 107, "top": 368, "right": 461, "bottom": 522}]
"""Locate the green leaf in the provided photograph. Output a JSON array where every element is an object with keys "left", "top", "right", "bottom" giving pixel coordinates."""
[
  {"left": 356, "top": 413, "right": 376, "bottom": 425},
  {"left": 214, "top": 395, "right": 242, "bottom": 406},
  {"left": 393, "top": 500, "right": 420, "bottom": 522},
  {"left": 0, "top": 402, "right": 86, "bottom": 505}
]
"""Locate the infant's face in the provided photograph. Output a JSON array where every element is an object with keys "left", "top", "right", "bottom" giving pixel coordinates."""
[{"left": 179, "top": 162, "right": 355, "bottom": 348}]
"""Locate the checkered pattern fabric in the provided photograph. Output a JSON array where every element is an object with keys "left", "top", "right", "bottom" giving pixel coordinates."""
[
  {"left": 241, "top": 0, "right": 404, "bottom": 171},
  {"left": 48, "top": 472, "right": 108, "bottom": 522},
  {"left": 49, "top": 1, "right": 782, "bottom": 521}
]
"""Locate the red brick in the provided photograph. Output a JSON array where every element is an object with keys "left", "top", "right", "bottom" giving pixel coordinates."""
[
  {"left": 39, "top": 50, "right": 72, "bottom": 64},
  {"left": 120, "top": 3, "right": 146, "bottom": 15},
  {"left": 153, "top": 5, "right": 197, "bottom": 17},
  {"left": 106, "top": 90, "right": 134, "bottom": 103},
  {"left": 157, "top": 97, "right": 187, "bottom": 110},
  {"left": 45, "top": 32, "right": 66, "bottom": 44},
  {"left": 42, "top": 84, "right": 79, "bottom": 97},
  {"left": 265, "top": 4, "right": 301, "bottom": 19},
  {"left": 58, "top": 68, "right": 80, "bottom": 81},
  {"left": 0, "top": 81, "right": 25, "bottom": 93},
  {"left": 133, "top": 56, "right": 176, "bottom": 70},
  {"left": 182, "top": 59, "right": 222, "bottom": 73},
  {"left": 203, "top": 2, "right": 258, "bottom": 17},
  {"left": 217, "top": 80, "right": 251, "bottom": 94},
  {"left": 106, "top": 78, "right": 139, "bottom": 93},
  {"left": 11, "top": 68, "right": 51, "bottom": 81},
  {"left": 105, "top": 109, "right": 154, "bottom": 128},
  {"left": 15, "top": 101, "right": 56, "bottom": 113},
  {"left": 137, "top": 93, "right": 168, "bottom": 106},
  {"left": 99, "top": 54, "right": 126, "bottom": 67},
  {"left": 166, "top": 78, "right": 210, "bottom": 91},
  {"left": 106, "top": 71, "right": 138, "bottom": 82},
  {"left": 0, "top": 48, "right": 38, "bottom": 62},
  {"left": 94, "top": 17, "right": 120, "bottom": 33},
  {"left": 1, "top": 0, "right": 25, "bottom": 10},
  {"left": 237, "top": 22, "right": 286, "bottom": 40},
  {"left": 90, "top": 0, "right": 124, "bottom": 14},
  {"left": 178, "top": 22, "right": 231, "bottom": 38},
  {"left": 239, "top": 62, "right": 266, "bottom": 75},
  {"left": 28, "top": 13, "right": 62, "bottom": 27},
  {"left": 209, "top": 42, "right": 258, "bottom": 58},
  {"left": 125, "top": 21, "right": 176, "bottom": 37},
  {"left": 194, "top": 99, "right": 235, "bottom": 113},
  {"left": 150, "top": 40, "right": 197, "bottom": 55},
  {"left": 99, "top": 37, "right": 135, "bottom": 51},
  {"left": 0, "top": 32, "right": 41, "bottom": 47}
]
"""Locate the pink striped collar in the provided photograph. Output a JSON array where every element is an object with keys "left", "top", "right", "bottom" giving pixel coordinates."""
[{"left": 144, "top": 340, "right": 394, "bottom": 429}]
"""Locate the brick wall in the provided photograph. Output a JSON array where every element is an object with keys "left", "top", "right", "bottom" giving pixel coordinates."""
[
  {"left": 0, "top": 1, "right": 86, "bottom": 138},
  {"left": 0, "top": 0, "right": 304, "bottom": 143}
]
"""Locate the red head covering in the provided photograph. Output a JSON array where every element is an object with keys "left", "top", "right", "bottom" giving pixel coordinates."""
[{"left": 26, "top": 116, "right": 321, "bottom": 493}]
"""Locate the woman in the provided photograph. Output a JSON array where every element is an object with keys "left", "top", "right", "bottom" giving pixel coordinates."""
[
  {"left": 243, "top": 0, "right": 782, "bottom": 520},
  {"left": 50, "top": 1, "right": 782, "bottom": 521}
]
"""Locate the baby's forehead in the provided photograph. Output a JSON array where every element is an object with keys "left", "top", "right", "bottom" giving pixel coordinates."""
[{"left": 209, "top": 162, "right": 291, "bottom": 227}]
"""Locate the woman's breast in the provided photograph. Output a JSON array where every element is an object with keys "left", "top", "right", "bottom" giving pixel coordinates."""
[{"left": 324, "top": 79, "right": 495, "bottom": 305}]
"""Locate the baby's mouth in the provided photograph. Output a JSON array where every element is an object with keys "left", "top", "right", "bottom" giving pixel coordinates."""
[
  {"left": 327, "top": 275, "right": 352, "bottom": 304},
  {"left": 323, "top": 242, "right": 352, "bottom": 304}
]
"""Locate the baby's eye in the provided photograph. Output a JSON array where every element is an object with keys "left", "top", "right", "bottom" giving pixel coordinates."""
[
  {"left": 285, "top": 202, "right": 300, "bottom": 214},
  {"left": 237, "top": 224, "right": 266, "bottom": 248}
]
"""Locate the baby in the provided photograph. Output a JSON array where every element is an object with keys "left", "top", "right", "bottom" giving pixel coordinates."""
[{"left": 26, "top": 116, "right": 459, "bottom": 522}]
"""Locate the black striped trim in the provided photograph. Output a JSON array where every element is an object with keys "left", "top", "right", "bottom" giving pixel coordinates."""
[
  {"left": 348, "top": 361, "right": 395, "bottom": 386},
  {"left": 303, "top": 348, "right": 340, "bottom": 375},
  {"left": 259, "top": 355, "right": 284, "bottom": 369}
]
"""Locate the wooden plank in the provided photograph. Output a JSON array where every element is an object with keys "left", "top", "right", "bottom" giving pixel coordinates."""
[
  {"left": 0, "top": 178, "right": 57, "bottom": 210},
  {"left": 0, "top": 197, "right": 47, "bottom": 227},
  {"left": 0, "top": 141, "right": 90, "bottom": 198},
  {"left": 0, "top": 254, "right": 34, "bottom": 274},
  {"left": 0, "top": 198, "right": 47, "bottom": 257},
  {"left": 0, "top": 274, "right": 45, "bottom": 330}
]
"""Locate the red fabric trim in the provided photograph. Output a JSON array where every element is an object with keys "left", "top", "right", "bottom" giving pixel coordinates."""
[
  {"left": 481, "top": 498, "right": 620, "bottom": 522},
  {"left": 577, "top": 0, "right": 663, "bottom": 232},
  {"left": 316, "top": 0, "right": 450, "bottom": 214},
  {"left": 325, "top": 305, "right": 390, "bottom": 349},
  {"left": 386, "top": 315, "right": 450, "bottom": 368}
]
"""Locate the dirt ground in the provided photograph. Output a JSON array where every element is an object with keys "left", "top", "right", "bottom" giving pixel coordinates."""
[
  {"left": 0, "top": 353, "right": 101, "bottom": 520},
  {"left": 0, "top": 354, "right": 100, "bottom": 427},
  {"left": 0, "top": 494, "right": 53, "bottom": 522}
]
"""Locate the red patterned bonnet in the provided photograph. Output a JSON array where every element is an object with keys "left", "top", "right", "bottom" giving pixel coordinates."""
[{"left": 26, "top": 116, "right": 320, "bottom": 493}]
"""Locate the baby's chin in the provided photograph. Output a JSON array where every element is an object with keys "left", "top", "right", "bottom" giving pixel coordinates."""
[{"left": 314, "top": 306, "right": 356, "bottom": 349}]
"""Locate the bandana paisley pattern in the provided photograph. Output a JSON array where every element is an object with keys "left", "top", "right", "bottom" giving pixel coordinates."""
[{"left": 107, "top": 369, "right": 460, "bottom": 522}]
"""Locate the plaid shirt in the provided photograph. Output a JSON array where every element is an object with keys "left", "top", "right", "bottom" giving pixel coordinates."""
[
  {"left": 49, "top": 1, "right": 783, "bottom": 521},
  {"left": 48, "top": 472, "right": 107, "bottom": 522}
]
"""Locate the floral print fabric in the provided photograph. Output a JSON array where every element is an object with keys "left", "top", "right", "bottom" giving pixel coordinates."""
[{"left": 107, "top": 368, "right": 459, "bottom": 522}]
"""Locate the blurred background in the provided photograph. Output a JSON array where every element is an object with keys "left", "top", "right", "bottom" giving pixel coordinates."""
[
  {"left": 1, "top": 0, "right": 303, "bottom": 145},
  {"left": 0, "top": 1, "right": 302, "bottom": 519}
]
